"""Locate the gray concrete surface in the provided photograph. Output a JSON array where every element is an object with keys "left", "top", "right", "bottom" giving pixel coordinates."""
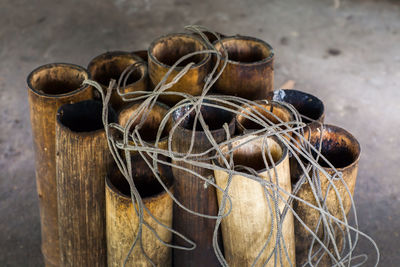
[{"left": 0, "top": 0, "right": 399, "bottom": 266}]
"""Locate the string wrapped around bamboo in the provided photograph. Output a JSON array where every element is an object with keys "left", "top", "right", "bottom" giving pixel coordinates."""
[
  {"left": 293, "top": 123, "right": 360, "bottom": 266},
  {"left": 105, "top": 158, "right": 173, "bottom": 266},
  {"left": 88, "top": 51, "right": 148, "bottom": 111},
  {"left": 170, "top": 101, "right": 235, "bottom": 266},
  {"left": 213, "top": 135, "right": 296, "bottom": 266},
  {"left": 236, "top": 100, "right": 295, "bottom": 139},
  {"left": 148, "top": 33, "right": 211, "bottom": 105},
  {"left": 55, "top": 100, "right": 117, "bottom": 267},
  {"left": 27, "top": 63, "right": 92, "bottom": 267},
  {"left": 271, "top": 89, "right": 325, "bottom": 123},
  {"left": 118, "top": 101, "right": 172, "bottom": 150},
  {"left": 212, "top": 36, "right": 274, "bottom": 100}
]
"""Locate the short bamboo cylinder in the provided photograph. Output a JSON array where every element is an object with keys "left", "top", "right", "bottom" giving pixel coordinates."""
[
  {"left": 118, "top": 101, "right": 172, "bottom": 150},
  {"left": 170, "top": 102, "right": 235, "bottom": 266},
  {"left": 271, "top": 89, "right": 325, "bottom": 123},
  {"left": 293, "top": 123, "right": 360, "bottom": 266},
  {"left": 148, "top": 33, "right": 211, "bottom": 105},
  {"left": 55, "top": 100, "right": 117, "bottom": 267},
  {"left": 236, "top": 100, "right": 294, "bottom": 139},
  {"left": 213, "top": 36, "right": 274, "bottom": 100},
  {"left": 27, "top": 63, "right": 92, "bottom": 267},
  {"left": 88, "top": 51, "right": 148, "bottom": 111},
  {"left": 106, "top": 163, "right": 173, "bottom": 266},
  {"left": 214, "top": 135, "right": 296, "bottom": 266},
  {"left": 192, "top": 31, "right": 226, "bottom": 44}
]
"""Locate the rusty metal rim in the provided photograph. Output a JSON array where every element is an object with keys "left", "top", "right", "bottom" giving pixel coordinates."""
[
  {"left": 212, "top": 134, "right": 289, "bottom": 174},
  {"left": 27, "top": 62, "right": 91, "bottom": 99},
  {"left": 148, "top": 32, "right": 211, "bottom": 70},
  {"left": 213, "top": 35, "right": 274, "bottom": 66},
  {"left": 87, "top": 51, "right": 148, "bottom": 88}
]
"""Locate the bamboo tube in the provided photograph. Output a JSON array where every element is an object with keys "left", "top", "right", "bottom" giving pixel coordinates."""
[
  {"left": 106, "top": 159, "right": 173, "bottom": 266},
  {"left": 271, "top": 89, "right": 325, "bottom": 123},
  {"left": 118, "top": 101, "right": 172, "bottom": 150},
  {"left": 27, "top": 63, "right": 92, "bottom": 267},
  {"left": 170, "top": 102, "right": 235, "bottom": 266},
  {"left": 133, "top": 50, "right": 148, "bottom": 62},
  {"left": 213, "top": 36, "right": 274, "bottom": 100},
  {"left": 55, "top": 100, "right": 117, "bottom": 267},
  {"left": 236, "top": 100, "right": 294, "bottom": 139},
  {"left": 148, "top": 33, "right": 211, "bottom": 105},
  {"left": 213, "top": 135, "right": 296, "bottom": 266},
  {"left": 88, "top": 51, "right": 148, "bottom": 111},
  {"left": 293, "top": 123, "right": 360, "bottom": 265},
  {"left": 192, "top": 31, "right": 226, "bottom": 44}
]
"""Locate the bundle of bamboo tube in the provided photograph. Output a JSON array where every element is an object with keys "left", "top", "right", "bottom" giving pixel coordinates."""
[{"left": 26, "top": 26, "right": 373, "bottom": 267}]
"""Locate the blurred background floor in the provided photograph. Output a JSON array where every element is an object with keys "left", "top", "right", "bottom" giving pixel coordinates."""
[{"left": 0, "top": 0, "right": 399, "bottom": 266}]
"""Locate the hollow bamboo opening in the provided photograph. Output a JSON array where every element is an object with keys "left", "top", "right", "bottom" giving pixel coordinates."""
[
  {"left": 118, "top": 102, "right": 172, "bottom": 142},
  {"left": 214, "top": 36, "right": 273, "bottom": 64},
  {"left": 173, "top": 103, "right": 234, "bottom": 132},
  {"left": 304, "top": 124, "right": 360, "bottom": 169},
  {"left": 237, "top": 102, "right": 293, "bottom": 131},
  {"left": 218, "top": 136, "right": 285, "bottom": 172},
  {"left": 88, "top": 52, "right": 145, "bottom": 87},
  {"left": 28, "top": 64, "right": 88, "bottom": 95},
  {"left": 57, "top": 100, "right": 117, "bottom": 132},
  {"left": 107, "top": 165, "right": 172, "bottom": 199},
  {"left": 273, "top": 89, "right": 324, "bottom": 123},
  {"left": 149, "top": 34, "right": 208, "bottom": 67}
]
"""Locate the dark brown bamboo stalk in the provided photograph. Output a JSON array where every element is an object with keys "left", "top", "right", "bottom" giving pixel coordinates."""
[
  {"left": 88, "top": 51, "right": 148, "bottom": 111},
  {"left": 106, "top": 161, "right": 173, "bottom": 266},
  {"left": 148, "top": 33, "right": 211, "bottom": 105},
  {"left": 27, "top": 63, "right": 92, "bottom": 267},
  {"left": 55, "top": 100, "right": 117, "bottom": 267},
  {"left": 293, "top": 123, "right": 360, "bottom": 266},
  {"left": 213, "top": 36, "right": 274, "bottom": 100},
  {"left": 170, "top": 102, "right": 235, "bottom": 266}
]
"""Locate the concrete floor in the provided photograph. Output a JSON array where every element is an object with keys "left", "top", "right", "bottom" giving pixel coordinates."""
[{"left": 0, "top": 0, "right": 399, "bottom": 266}]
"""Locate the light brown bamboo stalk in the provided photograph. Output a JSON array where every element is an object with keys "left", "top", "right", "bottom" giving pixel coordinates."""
[
  {"left": 106, "top": 162, "right": 173, "bottom": 266},
  {"left": 214, "top": 135, "right": 296, "bottom": 267}
]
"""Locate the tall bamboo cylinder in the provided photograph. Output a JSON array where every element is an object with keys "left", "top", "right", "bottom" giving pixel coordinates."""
[
  {"left": 88, "top": 51, "right": 148, "bottom": 111},
  {"left": 271, "top": 89, "right": 325, "bottom": 123},
  {"left": 170, "top": 102, "right": 235, "bottom": 266},
  {"left": 214, "top": 135, "right": 296, "bottom": 266},
  {"left": 293, "top": 123, "right": 360, "bottom": 266},
  {"left": 213, "top": 36, "right": 274, "bottom": 100},
  {"left": 55, "top": 100, "right": 117, "bottom": 266},
  {"left": 236, "top": 100, "right": 294, "bottom": 139},
  {"left": 148, "top": 33, "right": 211, "bottom": 105},
  {"left": 118, "top": 101, "right": 172, "bottom": 150},
  {"left": 27, "top": 63, "right": 92, "bottom": 267},
  {"left": 106, "top": 161, "right": 173, "bottom": 266}
]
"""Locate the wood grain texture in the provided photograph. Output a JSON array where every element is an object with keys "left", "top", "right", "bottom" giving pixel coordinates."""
[
  {"left": 27, "top": 63, "right": 92, "bottom": 267},
  {"left": 55, "top": 100, "right": 116, "bottom": 267},
  {"left": 214, "top": 135, "right": 295, "bottom": 266},
  {"left": 293, "top": 124, "right": 360, "bottom": 266},
  {"left": 148, "top": 33, "right": 211, "bottom": 106},
  {"left": 106, "top": 167, "right": 173, "bottom": 266},
  {"left": 170, "top": 104, "right": 235, "bottom": 267},
  {"left": 213, "top": 36, "right": 274, "bottom": 100}
]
